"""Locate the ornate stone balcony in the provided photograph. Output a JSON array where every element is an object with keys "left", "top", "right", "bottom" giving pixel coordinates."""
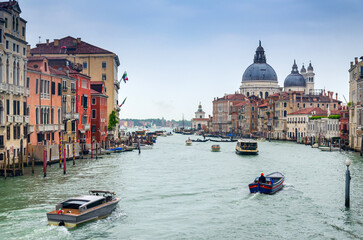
[
  {"left": 14, "top": 115, "right": 23, "bottom": 123},
  {"left": 24, "top": 116, "right": 30, "bottom": 123}
]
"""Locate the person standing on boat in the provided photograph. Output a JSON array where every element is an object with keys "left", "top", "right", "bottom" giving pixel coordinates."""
[{"left": 259, "top": 173, "right": 266, "bottom": 183}]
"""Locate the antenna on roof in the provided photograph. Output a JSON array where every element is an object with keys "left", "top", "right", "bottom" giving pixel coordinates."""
[{"left": 38, "top": 36, "right": 41, "bottom": 44}]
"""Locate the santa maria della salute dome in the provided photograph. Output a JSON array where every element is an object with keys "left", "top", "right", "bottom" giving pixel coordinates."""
[{"left": 240, "top": 41, "right": 282, "bottom": 99}]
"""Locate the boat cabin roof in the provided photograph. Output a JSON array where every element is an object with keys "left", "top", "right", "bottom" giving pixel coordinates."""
[
  {"left": 63, "top": 195, "right": 105, "bottom": 205},
  {"left": 237, "top": 139, "right": 257, "bottom": 143}
]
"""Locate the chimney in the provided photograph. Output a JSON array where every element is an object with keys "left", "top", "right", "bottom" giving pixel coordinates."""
[
  {"left": 336, "top": 93, "right": 338, "bottom": 100},
  {"left": 355, "top": 57, "right": 358, "bottom": 64},
  {"left": 26, "top": 44, "right": 30, "bottom": 57},
  {"left": 77, "top": 37, "right": 81, "bottom": 43},
  {"left": 54, "top": 39, "right": 59, "bottom": 47},
  {"left": 46, "top": 39, "right": 49, "bottom": 46}
]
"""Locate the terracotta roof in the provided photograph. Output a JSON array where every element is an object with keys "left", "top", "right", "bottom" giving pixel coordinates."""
[
  {"left": 214, "top": 93, "right": 246, "bottom": 102},
  {"left": 289, "top": 107, "right": 327, "bottom": 115},
  {"left": 91, "top": 89, "right": 101, "bottom": 94},
  {"left": 49, "top": 66, "right": 68, "bottom": 76},
  {"left": 30, "top": 36, "right": 113, "bottom": 55},
  {"left": 258, "top": 103, "right": 268, "bottom": 107},
  {"left": 330, "top": 110, "right": 340, "bottom": 115}
]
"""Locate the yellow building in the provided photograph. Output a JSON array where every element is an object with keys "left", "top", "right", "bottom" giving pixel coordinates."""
[
  {"left": 29, "top": 36, "right": 121, "bottom": 136},
  {"left": 0, "top": 1, "right": 28, "bottom": 165}
]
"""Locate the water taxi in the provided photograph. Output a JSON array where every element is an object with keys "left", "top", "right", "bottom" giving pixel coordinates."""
[
  {"left": 47, "top": 190, "right": 120, "bottom": 227},
  {"left": 211, "top": 145, "right": 220, "bottom": 152},
  {"left": 235, "top": 139, "right": 258, "bottom": 155}
]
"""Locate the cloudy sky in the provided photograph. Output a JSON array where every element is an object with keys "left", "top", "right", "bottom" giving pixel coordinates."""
[{"left": 21, "top": 0, "right": 363, "bottom": 120}]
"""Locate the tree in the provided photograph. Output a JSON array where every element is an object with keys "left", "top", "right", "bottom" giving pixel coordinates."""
[{"left": 108, "top": 111, "right": 119, "bottom": 130}]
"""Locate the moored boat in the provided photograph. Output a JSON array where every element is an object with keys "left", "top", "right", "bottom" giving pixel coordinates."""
[
  {"left": 235, "top": 139, "right": 258, "bottom": 155},
  {"left": 47, "top": 190, "right": 121, "bottom": 227},
  {"left": 211, "top": 145, "right": 220, "bottom": 152},
  {"left": 248, "top": 172, "right": 285, "bottom": 194}
]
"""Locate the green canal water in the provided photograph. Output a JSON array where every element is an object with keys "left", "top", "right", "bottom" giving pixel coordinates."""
[{"left": 0, "top": 134, "right": 362, "bottom": 239}]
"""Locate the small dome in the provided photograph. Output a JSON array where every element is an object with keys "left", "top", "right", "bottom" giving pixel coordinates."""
[
  {"left": 284, "top": 60, "right": 306, "bottom": 88},
  {"left": 300, "top": 64, "right": 306, "bottom": 73},
  {"left": 307, "top": 62, "right": 314, "bottom": 71}
]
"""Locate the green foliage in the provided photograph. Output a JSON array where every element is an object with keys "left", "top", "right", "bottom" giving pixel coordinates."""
[
  {"left": 328, "top": 115, "right": 341, "bottom": 119},
  {"left": 108, "top": 111, "right": 119, "bottom": 130},
  {"left": 309, "top": 116, "right": 327, "bottom": 120},
  {"left": 347, "top": 102, "right": 352, "bottom": 107}
]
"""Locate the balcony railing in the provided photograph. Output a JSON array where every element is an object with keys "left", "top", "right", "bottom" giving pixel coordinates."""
[
  {"left": 24, "top": 116, "right": 30, "bottom": 123},
  {"left": 0, "top": 82, "right": 8, "bottom": 92},
  {"left": 14, "top": 115, "right": 23, "bottom": 123},
  {"left": 36, "top": 124, "right": 58, "bottom": 132},
  {"left": 8, "top": 84, "right": 14, "bottom": 93},
  {"left": 63, "top": 112, "right": 80, "bottom": 120},
  {"left": 83, "top": 124, "right": 90, "bottom": 131},
  {"left": 25, "top": 88, "right": 30, "bottom": 96},
  {"left": 15, "top": 86, "right": 24, "bottom": 95},
  {"left": 71, "top": 88, "right": 76, "bottom": 93},
  {"left": 7, "top": 115, "right": 13, "bottom": 123},
  {"left": 40, "top": 93, "right": 50, "bottom": 99},
  {"left": 62, "top": 86, "right": 68, "bottom": 92},
  {"left": 59, "top": 124, "right": 65, "bottom": 131},
  {"left": 101, "top": 118, "right": 105, "bottom": 123}
]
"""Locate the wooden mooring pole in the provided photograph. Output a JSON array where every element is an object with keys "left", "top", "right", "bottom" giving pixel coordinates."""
[
  {"left": 63, "top": 143, "right": 66, "bottom": 175},
  {"left": 59, "top": 143, "right": 62, "bottom": 168},
  {"left": 43, "top": 146, "right": 47, "bottom": 177},
  {"left": 26, "top": 144, "right": 29, "bottom": 167},
  {"left": 31, "top": 149, "right": 34, "bottom": 174},
  {"left": 13, "top": 154, "right": 15, "bottom": 177},
  {"left": 73, "top": 137, "right": 75, "bottom": 165},
  {"left": 4, "top": 152, "right": 7, "bottom": 179}
]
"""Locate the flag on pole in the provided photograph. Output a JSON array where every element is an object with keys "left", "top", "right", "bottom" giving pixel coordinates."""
[
  {"left": 121, "top": 71, "right": 128, "bottom": 83},
  {"left": 119, "top": 97, "right": 127, "bottom": 107}
]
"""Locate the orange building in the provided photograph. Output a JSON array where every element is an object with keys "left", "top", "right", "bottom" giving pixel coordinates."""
[{"left": 27, "top": 57, "right": 63, "bottom": 145}]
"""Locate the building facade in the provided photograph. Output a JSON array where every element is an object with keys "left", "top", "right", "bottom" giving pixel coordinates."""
[
  {"left": 0, "top": 1, "right": 28, "bottom": 164},
  {"left": 348, "top": 56, "right": 363, "bottom": 151},
  {"left": 90, "top": 81, "right": 108, "bottom": 147},
  {"left": 191, "top": 103, "right": 209, "bottom": 130}
]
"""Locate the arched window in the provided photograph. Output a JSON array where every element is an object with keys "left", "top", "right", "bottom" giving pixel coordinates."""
[
  {"left": 51, "top": 108, "right": 54, "bottom": 124},
  {"left": 247, "top": 92, "right": 249, "bottom": 97},
  {"left": 265, "top": 92, "right": 269, "bottom": 99},
  {"left": 36, "top": 108, "right": 39, "bottom": 124},
  {"left": 16, "top": 62, "right": 19, "bottom": 86},
  {"left": 284, "top": 110, "right": 287, "bottom": 117},
  {"left": 58, "top": 108, "right": 61, "bottom": 124},
  {"left": 0, "top": 101, "right": 3, "bottom": 124},
  {"left": 40, "top": 108, "right": 43, "bottom": 124},
  {"left": 6, "top": 59, "right": 9, "bottom": 83},
  {"left": 13, "top": 61, "right": 16, "bottom": 85},
  {"left": 260, "top": 92, "right": 263, "bottom": 98}
]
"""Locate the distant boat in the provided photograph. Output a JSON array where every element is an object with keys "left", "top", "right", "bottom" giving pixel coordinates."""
[
  {"left": 185, "top": 139, "right": 192, "bottom": 146},
  {"left": 319, "top": 146, "right": 340, "bottom": 151},
  {"left": 211, "top": 145, "right": 220, "bottom": 152},
  {"left": 312, "top": 143, "right": 319, "bottom": 148},
  {"left": 235, "top": 139, "right": 258, "bottom": 155},
  {"left": 47, "top": 190, "right": 120, "bottom": 227},
  {"left": 248, "top": 172, "right": 285, "bottom": 194}
]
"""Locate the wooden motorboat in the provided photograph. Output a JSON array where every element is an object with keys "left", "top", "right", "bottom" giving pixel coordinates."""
[
  {"left": 185, "top": 139, "right": 192, "bottom": 146},
  {"left": 211, "top": 145, "right": 220, "bottom": 152},
  {"left": 319, "top": 146, "right": 340, "bottom": 151},
  {"left": 248, "top": 172, "right": 285, "bottom": 194},
  {"left": 235, "top": 139, "right": 258, "bottom": 155},
  {"left": 47, "top": 190, "right": 120, "bottom": 227}
]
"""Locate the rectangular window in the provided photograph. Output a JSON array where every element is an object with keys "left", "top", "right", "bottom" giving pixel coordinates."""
[
  {"left": 91, "top": 125, "right": 96, "bottom": 133},
  {"left": 5, "top": 18, "right": 7, "bottom": 28},
  {"left": 361, "top": 67, "right": 363, "bottom": 77},
  {"left": 71, "top": 82, "right": 75, "bottom": 92},
  {"left": 13, "top": 100, "right": 16, "bottom": 115},
  {"left": 51, "top": 82, "right": 55, "bottom": 94},
  {"left": 62, "top": 80, "right": 67, "bottom": 90},
  {"left": 58, "top": 83, "right": 61, "bottom": 95},
  {"left": 23, "top": 47, "right": 25, "bottom": 55},
  {"left": 81, "top": 80, "right": 87, "bottom": 88},
  {"left": 0, "top": 29, "right": 2, "bottom": 43},
  {"left": 83, "top": 62, "right": 87, "bottom": 69},
  {"left": 36, "top": 79, "right": 39, "bottom": 94},
  {"left": 72, "top": 121, "right": 76, "bottom": 132},
  {"left": 26, "top": 77, "right": 30, "bottom": 88},
  {"left": 83, "top": 96, "right": 88, "bottom": 108},
  {"left": 16, "top": 44, "right": 19, "bottom": 53},
  {"left": 92, "top": 98, "right": 96, "bottom": 105},
  {"left": 6, "top": 40, "right": 9, "bottom": 49},
  {"left": 6, "top": 100, "right": 9, "bottom": 115},
  {"left": 92, "top": 109, "right": 96, "bottom": 119},
  {"left": 13, "top": 43, "right": 15, "bottom": 51},
  {"left": 102, "top": 74, "right": 106, "bottom": 81},
  {"left": 102, "top": 61, "right": 106, "bottom": 69},
  {"left": 22, "top": 26, "right": 25, "bottom": 37},
  {"left": 0, "top": 136, "right": 4, "bottom": 148}
]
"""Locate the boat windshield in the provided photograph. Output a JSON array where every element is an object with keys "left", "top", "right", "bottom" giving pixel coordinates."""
[
  {"left": 240, "top": 142, "right": 257, "bottom": 150},
  {"left": 62, "top": 200, "right": 89, "bottom": 209}
]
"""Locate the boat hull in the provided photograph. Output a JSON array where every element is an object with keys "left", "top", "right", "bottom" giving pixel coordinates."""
[
  {"left": 235, "top": 149, "right": 258, "bottom": 155},
  {"left": 47, "top": 198, "right": 120, "bottom": 227},
  {"left": 248, "top": 172, "right": 285, "bottom": 194}
]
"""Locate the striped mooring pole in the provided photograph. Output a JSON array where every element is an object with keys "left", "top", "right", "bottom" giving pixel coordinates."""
[{"left": 73, "top": 137, "right": 75, "bottom": 165}]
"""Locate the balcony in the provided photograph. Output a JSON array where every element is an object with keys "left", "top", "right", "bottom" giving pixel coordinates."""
[
  {"left": 25, "top": 88, "right": 30, "bottom": 97},
  {"left": 7, "top": 115, "right": 13, "bottom": 123},
  {"left": 36, "top": 124, "right": 57, "bottom": 132},
  {"left": 28, "top": 125, "right": 34, "bottom": 134},
  {"left": 15, "top": 86, "right": 24, "bottom": 95},
  {"left": 0, "top": 82, "right": 8, "bottom": 92},
  {"left": 62, "top": 86, "right": 68, "bottom": 92},
  {"left": 40, "top": 93, "right": 50, "bottom": 99},
  {"left": 83, "top": 124, "right": 90, "bottom": 131},
  {"left": 59, "top": 124, "right": 65, "bottom": 131},
  {"left": 8, "top": 84, "right": 14, "bottom": 93},
  {"left": 63, "top": 113, "right": 80, "bottom": 120},
  {"left": 14, "top": 115, "right": 23, "bottom": 123},
  {"left": 71, "top": 88, "right": 76, "bottom": 93},
  {"left": 101, "top": 118, "right": 105, "bottom": 123},
  {"left": 24, "top": 116, "right": 30, "bottom": 124}
]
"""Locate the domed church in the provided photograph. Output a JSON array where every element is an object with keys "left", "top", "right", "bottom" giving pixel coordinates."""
[
  {"left": 240, "top": 41, "right": 282, "bottom": 99},
  {"left": 284, "top": 61, "right": 315, "bottom": 93}
]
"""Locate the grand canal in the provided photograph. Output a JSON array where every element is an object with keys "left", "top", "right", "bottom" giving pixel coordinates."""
[{"left": 0, "top": 134, "right": 362, "bottom": 239}]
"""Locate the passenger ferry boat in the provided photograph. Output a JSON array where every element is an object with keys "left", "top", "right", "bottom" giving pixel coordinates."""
[
  {"left": 235, "top": 139, "right": 258, "bottom": 155},
  {"left": 47, "top": 190, "right": 120, "bottom": 227}
]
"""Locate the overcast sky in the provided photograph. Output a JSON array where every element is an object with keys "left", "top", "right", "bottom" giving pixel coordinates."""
[{"left": 20, "top": 0, "right": 363, "bottom": 120}]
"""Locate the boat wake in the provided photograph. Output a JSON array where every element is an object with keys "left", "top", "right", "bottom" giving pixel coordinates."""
[{"left": 283, "top": 182, "right": 294, "bottom": 189}]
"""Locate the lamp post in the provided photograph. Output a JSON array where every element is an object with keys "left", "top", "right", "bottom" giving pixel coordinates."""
[{"left": 345, "top": 159, "right": 351, "bottom": 208}]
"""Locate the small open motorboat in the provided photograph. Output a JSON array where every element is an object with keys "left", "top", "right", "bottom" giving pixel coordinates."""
[
  {"left": 47, "top": 190, "right": 121, "bottom": 227},
  {"left": 248, "top": 172, "right": 285, "bottom": 194},
  {"left": 185, "top": 139, "right": 192, "bottom": 146},
  {"left": 211, "top": 145, "right": 220, "bottom": 152}
]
